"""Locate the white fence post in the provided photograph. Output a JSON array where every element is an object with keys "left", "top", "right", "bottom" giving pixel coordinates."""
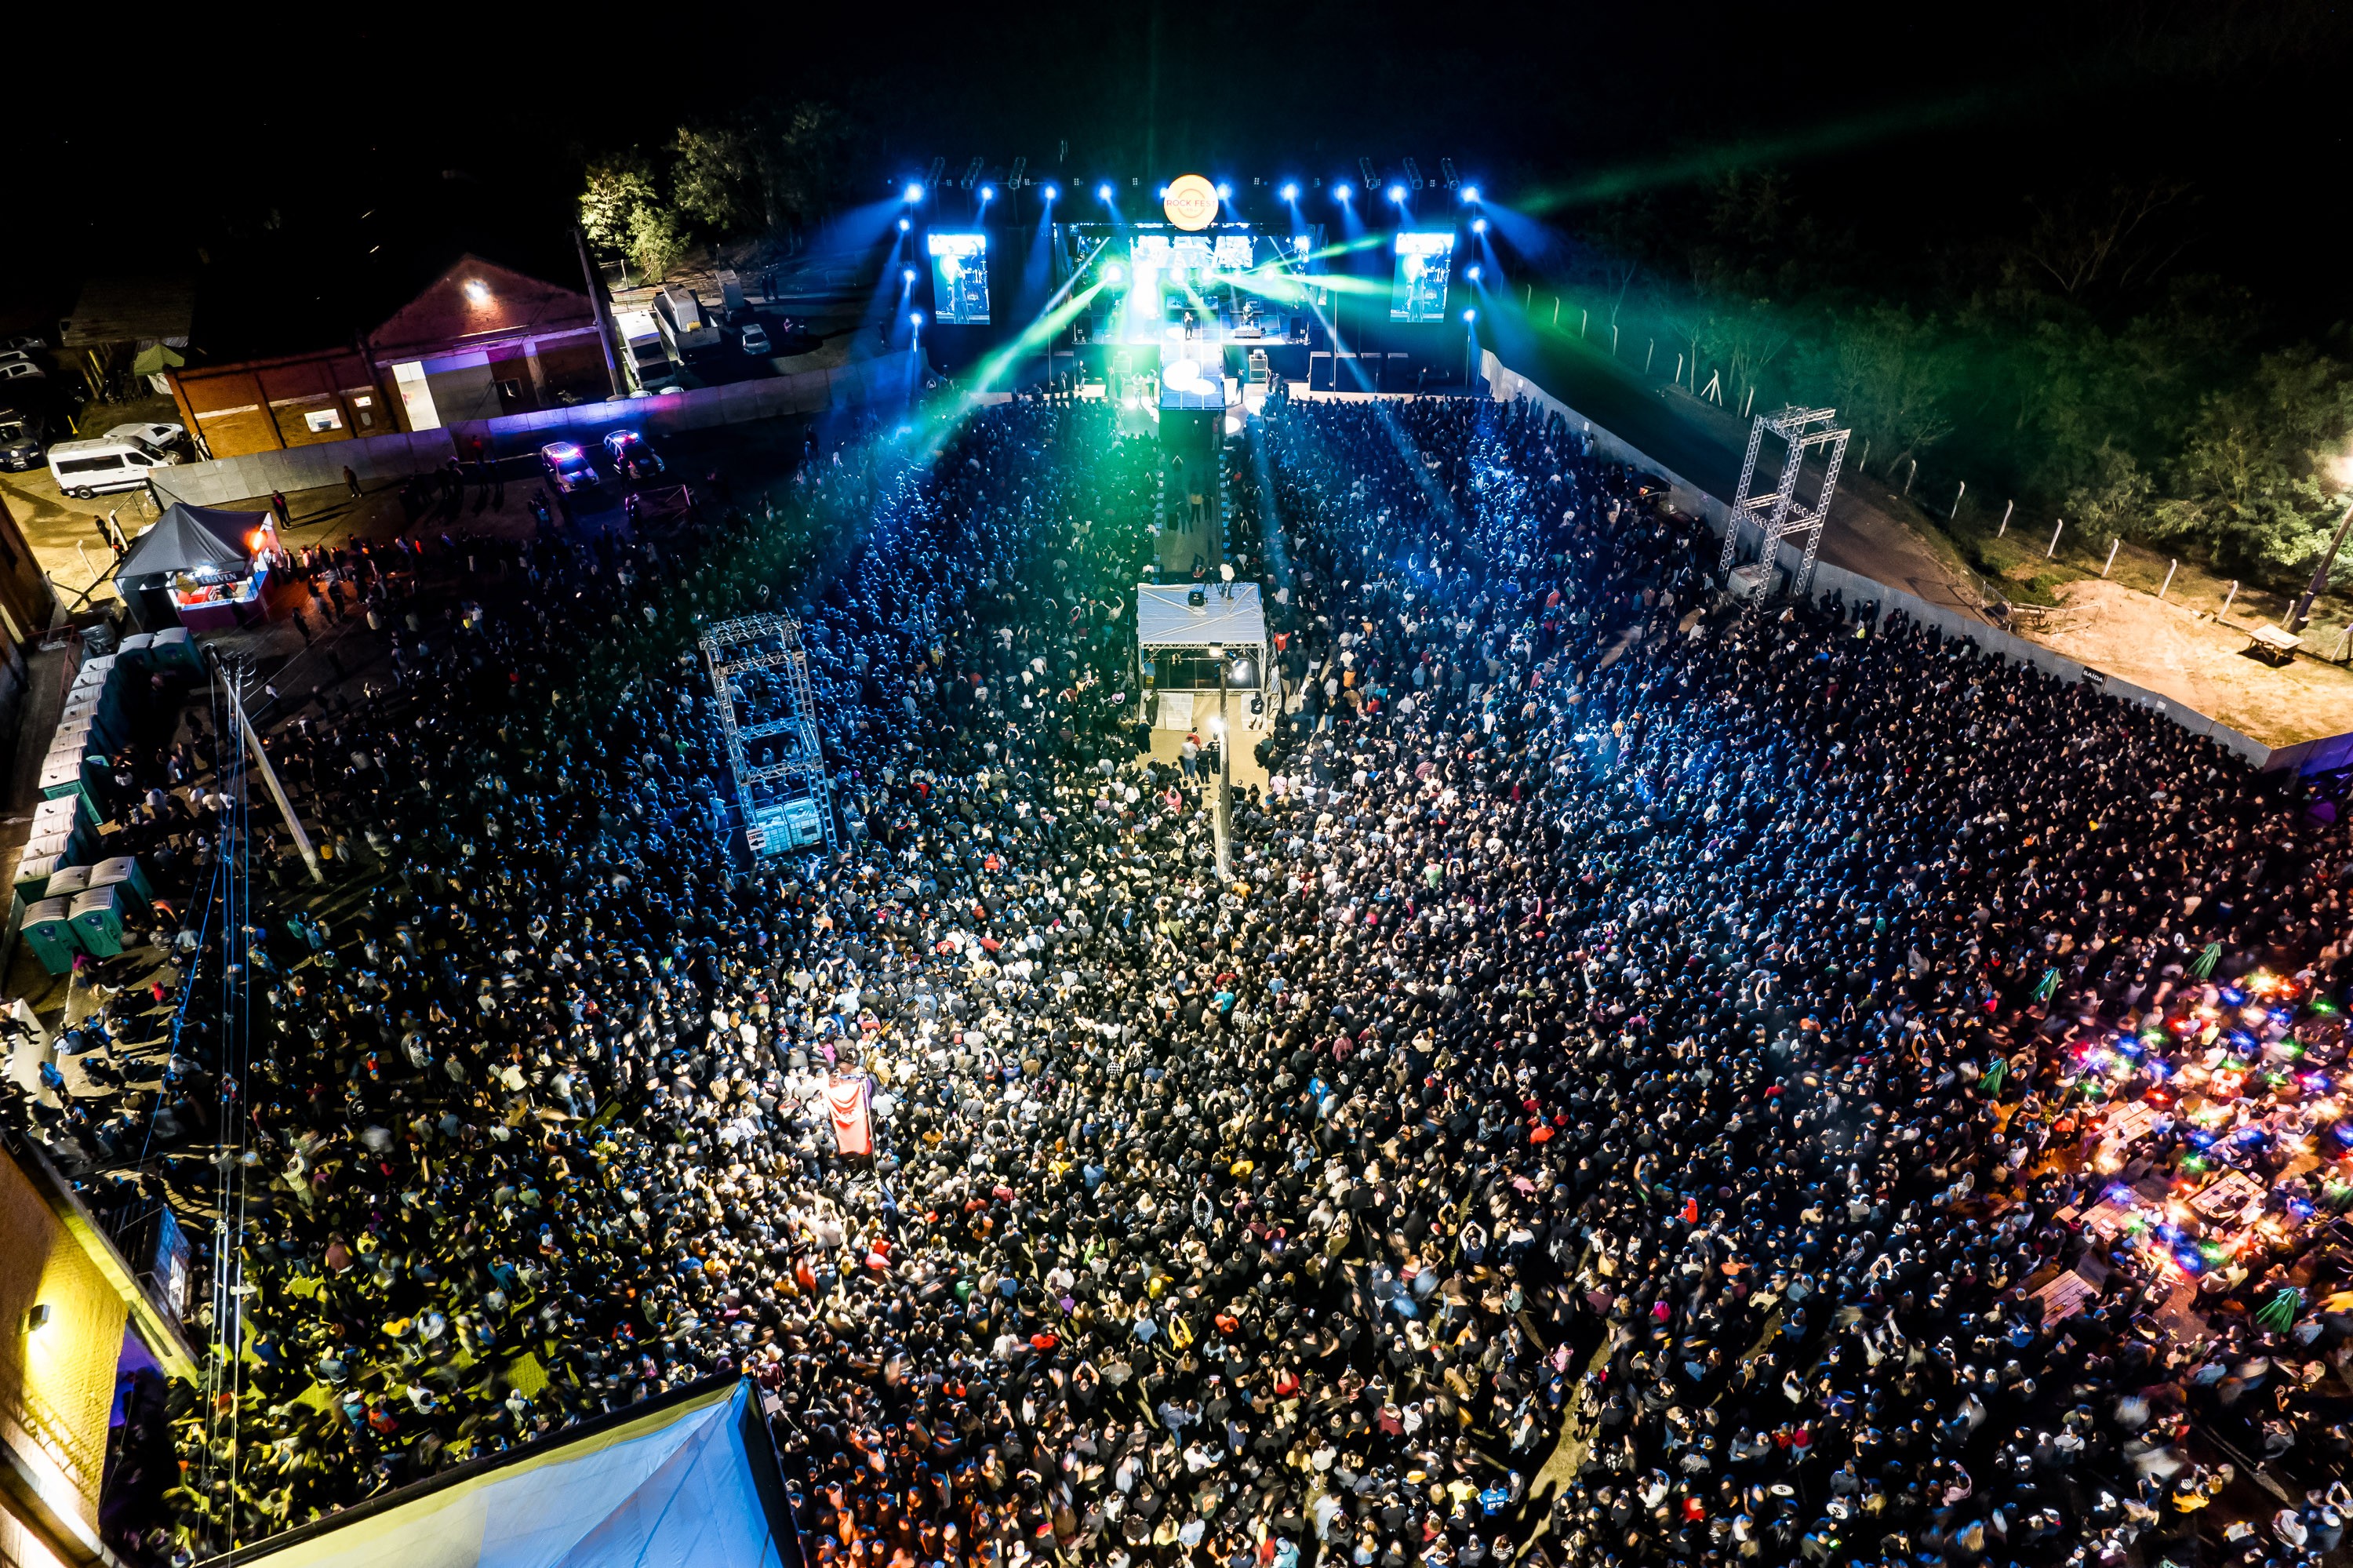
[
  {"left": 2221, "top": 580, "right": 2240, "bottom": 620},
  {"left": 2102, "top": 537, "right": 2119, "bottom": 577},
  {"left": 1998, "top": 499, "right": 2012, "bottom": 537},
  {"left": 2047, "top": 518, "right": 2064, "bottom": 558},
  {"left": 2158, "top": 559, "right": 2178, "bottom": 602}
]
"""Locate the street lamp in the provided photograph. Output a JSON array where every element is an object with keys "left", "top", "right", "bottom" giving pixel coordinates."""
[{"left": 2291, "top": 454, "right": 2353, "bottom": 631}]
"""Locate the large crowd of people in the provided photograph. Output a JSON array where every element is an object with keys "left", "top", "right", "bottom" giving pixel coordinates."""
[{"left": 16, "top": 382, "right": 2353, "bottom": 1568}]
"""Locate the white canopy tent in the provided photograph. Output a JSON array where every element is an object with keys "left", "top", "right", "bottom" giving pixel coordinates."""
[
  {"left": 202, "top": 1379, "right": 798, "bottom": 1568},
  {"left": 1134, "top": 582, "right": 1271, "bottom": 736}
]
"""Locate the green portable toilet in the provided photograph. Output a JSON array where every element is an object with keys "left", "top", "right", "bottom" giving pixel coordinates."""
[
  {"left": 89, "top": 856, "right": 154, "bottom": 911},
  {"left": 150, "top": 627, "right": 202, "bottom": 675},
  {"left": 69, "top": 886, "right": 126, "bottom": 956},
  {"left": 43, "top": 865, "right": 91, "bottom": 901},
  {"left": 20, "top": 897, "right": 80, "bottom": 976},
  {"left": 116, "top": 631, "right": 156, "bottom": 670},
  {"left": 13, "top": 854, "right": 56, "bottom": 904}
]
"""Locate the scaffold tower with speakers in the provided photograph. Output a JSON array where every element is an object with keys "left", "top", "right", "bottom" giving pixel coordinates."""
[
  {"left": 701, "top": 612, "right": 838, "bottom": 860},
  {"left": 1720, "top": 405, "right": 1852, "bottom": 598}
]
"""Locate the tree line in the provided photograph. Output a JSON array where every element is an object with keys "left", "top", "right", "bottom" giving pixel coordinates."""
[
  {"left": 1554, "top": 169, "right": 2353, "bottom": 585},
  {"left": 578, "top": 100, "right": 846, "bottom": 284}
]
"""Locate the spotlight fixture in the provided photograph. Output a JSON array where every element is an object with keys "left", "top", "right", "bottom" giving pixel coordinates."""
[
  {"left": 1467, "top": 264, "right": 1481, "bottom": 281},
  {"left": 1104, "top": 264, "right": 1126, "bottom": 284},
  {"left": 896, "top": 217, "right": 911, "bottom": 231},
  {"left": 979, "top": 184, "right": 995, "bottom": 202},
  {"left": 1097, "top": 183, "right": 1115, "bottom": 202},
  {"left": 911, "top": 311, "right": 924, "bottom": 327},
  {"left": 1471, "top": 217, "right": 1489, "bottom": 235},
  {"left": 25, "top": 1303, "right": 51, "bottom": 1331},
  {"left": 1462, "top": 308, "right": 1478, "bottom": 323},
  {"left": 903, "top": 267, "right": 917, "bottom": 284},
  {"left": 904, "top": 182, "right": 924, "bottom": 202},
  {"left": 1042, "top": 184, "right": 1058, "bottom": 202},
  {"left": 1280, "top": 183, "right": 1300, "bottom": 202},
  {"left": 1460, "top": 184, "right": 1481, "bottom": 203},
  {"left": 1215, "top": 182, "right": 1232, "bottom": 200},
  {"left": 1333, "top": 183, "right": 1352, "bottom": 202},
  {"left": 1387, "top": 184, "right": 1406, "bottom": 204}
]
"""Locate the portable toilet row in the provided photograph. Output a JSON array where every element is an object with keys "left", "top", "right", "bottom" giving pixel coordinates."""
[
  {"left": 28, "top": 796, "right": 96, "bottom": 867},
  {"left": 12, "top": 856, "right": 152, "bottom": 975},
  {"left": 42, "top": 653, "right": 127, "bottom": 825},
  {"left": 118, "top": 626, "right": 200, "bottom": 677}
]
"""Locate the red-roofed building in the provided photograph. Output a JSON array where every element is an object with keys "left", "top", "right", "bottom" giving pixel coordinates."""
[{"left": 366, "top": 256, "right": 615, "bottom": 432}]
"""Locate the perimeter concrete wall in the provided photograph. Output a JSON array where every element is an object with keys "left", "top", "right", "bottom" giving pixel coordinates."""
[{"left": 151, "top": 353, "right": 922, "bottom": 508}]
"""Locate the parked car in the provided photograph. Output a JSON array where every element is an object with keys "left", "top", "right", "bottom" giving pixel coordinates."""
[
  {"left": 0, "top": 407, "right": 44, "bottom": 471},
  {"left": 740, "top": 322, "right": 772, "bottom": 356},
  {"left": 46, "top": 435, "right": 179, "bottom": 498},
  {"left": 0, "top": 358, "right": 42, "bottom": 384},
  {"left": 602, "top": 427, "right": 664, "bottom": 479},
  {"left": 1, "top": 334, "right": 45, "bottom": 352},
  {"left": 104, "top": 421, "right": 186, "bottom": 458},
  {"left": 537, "top": 441, "right": 599, "bottom": 494}
]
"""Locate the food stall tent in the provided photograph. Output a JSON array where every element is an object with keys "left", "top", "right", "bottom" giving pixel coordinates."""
[{"left": 113, "top": 502, "right": 277, "bottom": 631}]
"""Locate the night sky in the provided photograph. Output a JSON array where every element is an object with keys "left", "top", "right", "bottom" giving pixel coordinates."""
[{"left": 7, "top": 0, "right": 2349, "bottom": 353}]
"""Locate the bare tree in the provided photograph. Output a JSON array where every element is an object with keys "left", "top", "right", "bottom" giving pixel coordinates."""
[{"left": 2019, "top": 180, "right": 2191, "bottom": 299}]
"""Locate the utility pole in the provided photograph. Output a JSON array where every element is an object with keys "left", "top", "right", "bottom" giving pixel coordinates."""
[
  {"left": 216, "top": 657, "right": 322, "bottom": 883},
  {"left": 2291, "top": 497, "right": 2353, "bottom": 629},
  {"left": 573, "top": 225, "right": 624, "bottom": 401}
]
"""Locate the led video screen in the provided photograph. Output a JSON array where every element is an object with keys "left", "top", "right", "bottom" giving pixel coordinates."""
[
  {"left": 1390, "top": 232, "right": 1456, "bottom": 322},
  {"left": 927, "top": 232, "right": 991, "bottom": 325}
]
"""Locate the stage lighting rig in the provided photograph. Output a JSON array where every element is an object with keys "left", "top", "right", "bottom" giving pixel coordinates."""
[
  {"left": 1357, "top": 156, "right": 1378, "bottom": 193},
  {"left": 959, "top": 157, "right": 983, "bottom": 190},
  {"left": 1009, "top": 155, "right": 1028, "bottom": 190},
  {"left": 1439, "top": 158, "right": 1460, "bottom": 191},
  {"left": 1402, "top": 157, "right": 1425, "bottom": 191},
  {"left": 926, "top": 157, "right": 946, "bottom": 193}
]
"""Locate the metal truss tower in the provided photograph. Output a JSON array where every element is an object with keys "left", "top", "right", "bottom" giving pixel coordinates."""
[
  {"left": 701, "top": 612, "right": 838, "bottom": 860},
  {"left": 1718, "top": 406, "right": 1852, "bottom": 598}
]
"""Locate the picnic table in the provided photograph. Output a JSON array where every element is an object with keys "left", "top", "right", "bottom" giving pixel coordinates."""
[{"left": 2249, "top": 624, "right": 2300, "bottom": 666}]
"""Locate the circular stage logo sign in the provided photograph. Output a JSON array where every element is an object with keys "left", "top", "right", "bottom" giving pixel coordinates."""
[{"left": 1163, "top": 174, "right": 1219, "bottom": 231}]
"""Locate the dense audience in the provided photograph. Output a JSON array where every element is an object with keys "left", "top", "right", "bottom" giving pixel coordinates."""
[{"left": 16, "top": 384, "right": 2353, "bottom": 1568}]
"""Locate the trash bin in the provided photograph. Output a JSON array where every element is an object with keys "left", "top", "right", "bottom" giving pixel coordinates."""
[{"left": 20, "top": 897, "right": 80, "bottom": 976}]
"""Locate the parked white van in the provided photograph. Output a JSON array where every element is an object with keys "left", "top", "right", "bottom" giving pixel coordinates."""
[{"left": 46, "top": 437, "right": 180, "bottom": 499}]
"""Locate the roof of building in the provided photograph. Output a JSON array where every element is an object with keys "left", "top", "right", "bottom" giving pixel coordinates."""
[
  {"left": 60, "top": 277, "right": 196, "bottom": 348},
  {"left": 1136, "top": 582, "right": 1266, "bottom": 649},
  {"left": 367, "top": 255, "right": 595, "bottom": 362}
]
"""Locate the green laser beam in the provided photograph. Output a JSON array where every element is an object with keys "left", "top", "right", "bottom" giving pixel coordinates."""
[{"left": 1515, "top": 92, "right": 1992, "bottom": 215}]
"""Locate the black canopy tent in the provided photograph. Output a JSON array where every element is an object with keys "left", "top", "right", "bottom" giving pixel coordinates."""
[{"left": 114, "top": 503, "right": 271, "bottom": 630}]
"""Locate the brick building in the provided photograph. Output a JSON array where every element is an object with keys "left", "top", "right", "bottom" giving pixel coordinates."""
[
  {"left": 165, "top": 347, "right": 391, "bottom": 461},
  {"left": 367, "top": 256, "right": 613, "bottom": 433},
  {"left": 162, "top": 255, "right": 616, "bottom": 459}
]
